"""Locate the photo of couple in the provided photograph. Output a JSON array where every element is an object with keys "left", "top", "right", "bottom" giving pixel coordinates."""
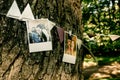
[
  {"left": 62, "top": 31, "right": 77, "bottom": 64},
  {"left": 29, "top": 24, "right": 50, "bottom": 43},
  {"left": 65, "top": 32, "right": 77, "bottom": 56},
  {"left": 27, "top": 19, "right": 52, "bottom": 53}
]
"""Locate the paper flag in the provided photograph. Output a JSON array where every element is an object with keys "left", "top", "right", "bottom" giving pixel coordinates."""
[
  {"left": 108, "top": 35, "right": 120, "bottom": 41},
  {"left": 77, "top": 39, "right": 82, "bottom": 49},
  {"left": 49, "top": 20, "right": 56, "bottom": 30},
  {"left": 6, "top": 0, "right": 21, "bottom": 19},
  {"left": 40, "top": 18, "right": 56, "bottom": 30},
  {"left": 57, "top": 27, "right": 64, "bottom": 43},
  {"left": 20, "top": 3, "right": 34, "bottom": 21}
]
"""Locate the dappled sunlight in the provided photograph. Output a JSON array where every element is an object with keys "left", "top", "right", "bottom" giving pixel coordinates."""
[
  {"left": 83, "top": 61, "right": 97, "bottom": 69},
  {"left": 98, "top": 64, "right": 120, "bottom": 75},
  {"left": 89, "top": 73, "right": 111, "bottom": 79},
  {"left": 84, "top": 61, "right": 120, "bottom": 80},
  {"left": 83, "top": 55, "right": 120, "bottom": 80}
]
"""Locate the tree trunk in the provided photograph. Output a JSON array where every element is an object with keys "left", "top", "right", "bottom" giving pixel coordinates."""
[{"left": 0, "top": 0, "right": 83, "bottom": 80}]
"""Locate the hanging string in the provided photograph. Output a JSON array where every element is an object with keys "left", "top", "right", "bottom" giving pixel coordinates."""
[{"left": 82, "top": 43, "right": 97, "bottom": 63}]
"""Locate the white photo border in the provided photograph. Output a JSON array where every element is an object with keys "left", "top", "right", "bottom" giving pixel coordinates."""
[
  {"left": 26, "top": 19, "right": 52, "bottom": 53},
  {"left": 62, "top": 31, "right": 77, "bottom": 64}
]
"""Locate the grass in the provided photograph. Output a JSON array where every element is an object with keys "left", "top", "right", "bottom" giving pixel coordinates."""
[
  {"left": 84, "top": 55, "right": 120, "bottom": 65},
  {"left": 84, "top": 55, "right": 120, "bottom": 80}
]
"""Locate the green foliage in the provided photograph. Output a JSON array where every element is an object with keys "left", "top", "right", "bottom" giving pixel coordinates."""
[
  {"left": 84, "top": 33, "right": 120, "bottom": 55},
  {"left": 82, "top": 0, "right": 120, "bottom": 55}
]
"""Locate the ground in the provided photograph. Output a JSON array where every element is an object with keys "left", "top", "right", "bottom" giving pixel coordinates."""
[{"left": 83, "top": 55, "right": 120, "bottom": 80}]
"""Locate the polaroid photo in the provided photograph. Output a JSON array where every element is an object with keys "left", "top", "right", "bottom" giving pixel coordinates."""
[
  {"left": 62, "top": 31, "right": 77, "bottom": 64},
  {"left": 26, "top": 19, "right": 52, "bottom": 53}
]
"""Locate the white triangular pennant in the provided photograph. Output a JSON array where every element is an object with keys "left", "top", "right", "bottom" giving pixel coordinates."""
[
  {"left": 6, "top": 0, "right": 21, "bottom": 19},
  {"left": 108, "top": 35, "right": 120, "bottom": 41},
  {"left": 40, "top": 18, "right": 55, "bottom": 30},
  {"left": 77, "top": 39, "right": 82, "bottom": 49},
  {"left": 20, "top": 3, "right": 34, "bottom": 21},
  {"left": 49, "top": 20, "right": 56, "bottom": 30}
]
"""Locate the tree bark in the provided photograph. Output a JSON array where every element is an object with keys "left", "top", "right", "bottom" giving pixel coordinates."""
[{"left": 0, "top": 0, "right": 83, "bottom": 80}]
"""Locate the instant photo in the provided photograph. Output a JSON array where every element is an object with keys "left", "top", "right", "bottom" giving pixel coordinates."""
[
  {"left": 62, "top": 31, "right": 77, "bottom": 64},
  {"left": 26, "top": 19, "right": 52, "bottom": 53}
]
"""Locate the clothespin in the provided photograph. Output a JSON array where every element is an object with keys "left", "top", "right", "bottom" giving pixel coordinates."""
[
  {"left": 77, "top": 39, "right": 82, "bottom": 50},
  {"left": 69, "top": 30, "right": 72, "bottom": 36}
]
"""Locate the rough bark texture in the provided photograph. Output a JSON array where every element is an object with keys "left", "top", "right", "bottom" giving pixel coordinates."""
[{"left": 0, "top": 0, "right": 83, "bottom": 80}]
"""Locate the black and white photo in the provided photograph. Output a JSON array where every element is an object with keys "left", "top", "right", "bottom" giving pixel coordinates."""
[{"left": 26, "top": 19, "right": 52, "bottom": 53}]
